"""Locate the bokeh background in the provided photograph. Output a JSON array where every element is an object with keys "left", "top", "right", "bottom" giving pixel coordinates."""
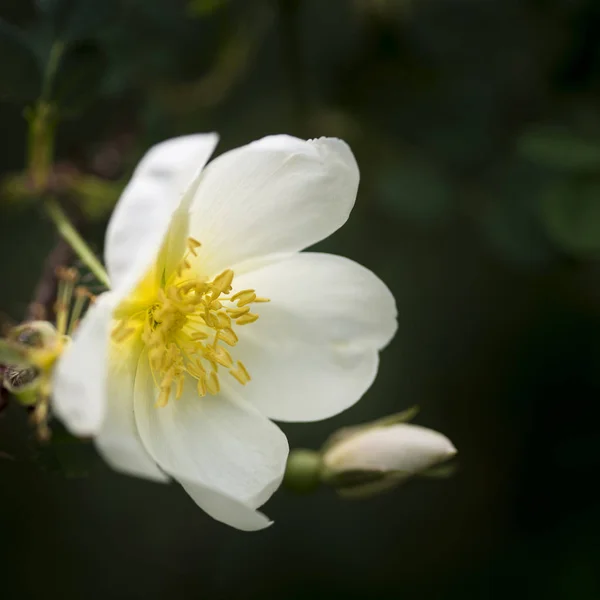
[{"left": 2, "top": 0, "right": 600, "bottom": 598}]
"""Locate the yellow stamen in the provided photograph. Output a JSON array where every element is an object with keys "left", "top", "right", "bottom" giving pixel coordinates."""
[
  {"left": 206, "top": 371, "right": 220, "bottom": 395},
  {"left": 236, "top": 313, "right": 259, "bottom": 325},
  {"left": 227, "top": 306, "right": 250, "bottom": 318},
  {"left": 218, "top": 327, "right": 238, "bottom": 346},
  {"left": 235, "top": 291, "right": 257, "bottom": 307},
  {"left": 187, "top": 237, "right": 202, "bottom": 256},
  {"left": 230, "top": 361, "right": 251, "bottom": 385},
  {"left": 211, "top": 269, "right": 234, "bottom": 295},
  {"left": 111, "top": 242, "right": 268, "bottom": 407}
]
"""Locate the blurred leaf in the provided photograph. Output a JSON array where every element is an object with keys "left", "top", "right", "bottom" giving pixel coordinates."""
[
  {"left": 539, "top": 179, "right": 600, "bottom": 256},
  {"left": 51, "top": 42, "right": 107, "bottom": 113},
  {"left": 37, "top": 0, "right": 119, "bottom": 42},
  {"left": 0, "top": 19, "right": 42, "bottom": 102},
  {"left": 518, "top": 127, "right": 600, "bottom": 172},
  {"left": 376, "top": 157, "right": 453, "bottom": 224}
]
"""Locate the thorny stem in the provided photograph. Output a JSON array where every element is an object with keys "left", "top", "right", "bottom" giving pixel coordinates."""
[{"left": 44, "top": 199, "right": 110, "bottom": 288}]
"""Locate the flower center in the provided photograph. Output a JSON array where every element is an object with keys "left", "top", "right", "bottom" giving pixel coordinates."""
[{"left": 111, "top": 237, "right": 268, "bottom": 407}]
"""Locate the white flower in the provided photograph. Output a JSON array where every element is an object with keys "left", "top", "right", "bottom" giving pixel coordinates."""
[
  {"left": 52, "top": 133, "right": 397, "bottom": 530},
  {"left": 322, "top": 422, "right": 457, "bottom": 497}
]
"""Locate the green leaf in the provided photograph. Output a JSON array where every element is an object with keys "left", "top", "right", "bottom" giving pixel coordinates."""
[
  {"left": 539, "top": 179, "right": 600, "bottom": 256},
  {"left": 37, "top": 0, "right": 119, "bottom": 42},
  {"left": 518, "top": 127, "right": 600, "bottom": 172},
  {"left": 0, "top": 19, "right": 42, "bottom": 101},
  {"left": 0, "top": 339, "right": 29, "bottom": 366},
  {"left": 51, "top": 41, "right": 107, "bottom": 113}
]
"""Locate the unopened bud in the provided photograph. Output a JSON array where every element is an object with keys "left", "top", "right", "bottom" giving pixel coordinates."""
[{"left": 322, "top": 423, "right": 457, "bottom": 497}]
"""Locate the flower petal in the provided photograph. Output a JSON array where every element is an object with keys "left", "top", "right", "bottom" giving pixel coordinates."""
[
  {"left": 96, "top": 346, "right": 168, "bottom": 482},
  {"left": 179, "top": 479, "right": 272, "bottom": 532},
  {"left": 323, "top": 424, "right": 457, "bottom": 474},
  {"left": 133, "top": 353, "right": 288, "bottom": 527},
  {"left": 52, "top": 292, "right": 116, "bottom": 436},
  {"left": 188, "top": 136, "right": 359, "bottom": 277},
  {"left": 105, "top": 133, "right": 219, "bottom": 293},
  {"left": 230, "top": 252, "right": 397, "bottom": 422}
]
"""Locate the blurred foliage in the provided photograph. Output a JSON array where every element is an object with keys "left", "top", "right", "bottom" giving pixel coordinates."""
[{"left": 2, "top": 0, "right": 600, "bottom": 599}]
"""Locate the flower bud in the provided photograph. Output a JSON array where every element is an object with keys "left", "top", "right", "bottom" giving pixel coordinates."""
[{"left": 322, "top": 422, "right": 457, "bottom": 497}]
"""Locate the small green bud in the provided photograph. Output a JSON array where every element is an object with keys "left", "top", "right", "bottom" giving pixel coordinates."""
[{"left": 283, "top": 449, "right": 322, "bottom": 494}]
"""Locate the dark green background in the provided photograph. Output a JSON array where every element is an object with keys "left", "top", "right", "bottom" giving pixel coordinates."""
[{"left": 2, "top": 0, "right": 600, "bottom": 598}]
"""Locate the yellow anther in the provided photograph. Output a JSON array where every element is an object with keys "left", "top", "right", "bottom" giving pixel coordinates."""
[
  {"left": 231, "top": 289, "right": 254, "bottom": 302},
  {"left": 235, "top": 291, "right": 257, "bottom": 307},
  {"left": 175, "top": 375, "right": 185, "bottom": 399},
  {"left": 236, "top": 313, "right": 259, "bottom": 325},
  {"left": 204, "top": 311, "right": 219, "bottom": 328},
  {"left": 187, "top": 362, "right": 205, "bottom": 378},
  {"left": 111, "top": 240, "right": 268, "bottom": 405},
  {"left": 227, "top": 306, "right": 250, "bottom": 318},
  {"left": 206, "top": 371, "right": 220, "bottom": 395},
  {"left": 230, "top": 361, "right": 251, "bottom": 385},
  {"left": 216, "top": 313, "right": 231, "bottom": 328},
  {"left": 190, "top": 331, "right": 209, "bottom": 340},
  {"left": 211, "top": 346, "right": 233, "bottom": 368},
  {"left": 157, "top": 387, "right": 170, "bottom": 408},
  {"left": 211, "top": 269, "right": 234, "bottom": 294},
  {"left": 218, "top": 327, "right": 238, "bottom": 346},
  {"left": 197, "top": 375, "right": 207, "bottom": 397},
  {"left": 187, "top": 237, "right": 202, "bottom": 256}
]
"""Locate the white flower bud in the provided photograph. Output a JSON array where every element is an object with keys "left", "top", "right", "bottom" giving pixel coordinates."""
[{"left": 322, "top": 423, "right": 457, "bottom": 497}]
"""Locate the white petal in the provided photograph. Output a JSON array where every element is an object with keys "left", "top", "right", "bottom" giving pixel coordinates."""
[
  {"left": 105, "top": 133, "right": 219, "bottom": 292},
  {"left": 52, "top": 292, "right": 116, "bottom": 436},
  {"left": 323, "top": 424, "right": 457, "bottom": 474},
  {"left": 230, "top": 252, "right": 398, "bottom": 422},
  {"left": 179, "top": 479, "right": 272, "bottom": 531},
  {"left": 95, "top": 346, "right": 168, "bottom": 482},
  {"left": 133, "top": 353, "right": 288, "bottom": 525},
  {"left": 188, "top": 136, "right": 359, "bottom": 277}
]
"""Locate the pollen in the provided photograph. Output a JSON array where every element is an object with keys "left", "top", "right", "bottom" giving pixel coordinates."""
[{"left": 111, "top": 238, "right": 266, "bottom": 407}]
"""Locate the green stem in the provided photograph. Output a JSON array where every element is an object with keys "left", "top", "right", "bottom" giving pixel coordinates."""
[
  {"left": 44, "top": 199, "right": 110, "bottom": 288},
  {"left": 28, "top": 41, "right": 65, "bottom": 191},
  {"left": 40, "top": 41, "right": 65, "bottom": 103}
]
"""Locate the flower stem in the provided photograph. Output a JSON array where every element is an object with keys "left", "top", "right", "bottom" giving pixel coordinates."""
[{"left": 44, "top": 199, "right": 110, "bottom": 288}]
